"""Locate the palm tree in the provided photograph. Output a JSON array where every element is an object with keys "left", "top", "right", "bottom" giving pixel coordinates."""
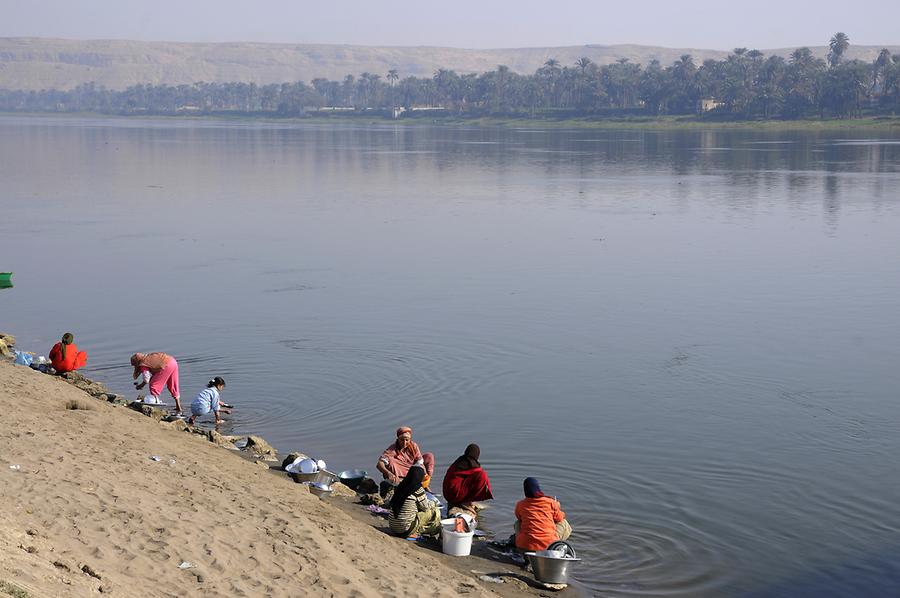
[
  {"left": 387, "top": 69, "right": 399, "bottom": 107},
  {"left": 790, "top": 47, "right": 814, "bottom": 66},
  {"left": 494, "top": 65, "right": 511, "bottom": 110},
  {"left": 368, "top": 73, "right": 382, "bottom": 107},
  {"left": 341, "top": 74, "right": 355, "bottom": 106},
  {"left": 601, "top": 58, "right": 640, "bottom": 109},
  {"left": 828, "top": 32, "right": 850, "bottom": 68},
  {"left": 756, "top": 56, "right": 785, "bottom": 118},
  {"left": 571, "top": 59, "right": 595, "bottom": 110},
  {"left": 783, "top": 47, "right": 824, "bottom": 116},
  {"left": 433, "top": 68, "right": 460, "bottom": 108},
  {"left": 670, "top": 54, "right": 698, "bottom": 111},
  {"left": 575, "top": 57, "right": 593, "bottom": 75},
  {"left": 673, "top": 54, "right": 695, "bottom": 80},
  {"left": 639, "top": 59, "right": 671, "bottom": 114},
  {"left": 884, "top": 54, "right": 900, "bottom": 108},
  {"left": 357, "top": 73, "right": 371, "bottom": 107},
  {"left": 747, "top": 49, "right": 764, "bottom": 61},
  {"left": 872, "top": 49, "right": 891, "bottom": 95},
  {"left": 535, "top": 59, "right": 561, "bottom": 110}
]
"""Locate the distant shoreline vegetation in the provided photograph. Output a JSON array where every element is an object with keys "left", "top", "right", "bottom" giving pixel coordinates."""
[{"left": 2, "top": 34, "right": 899, "bottom": 124}]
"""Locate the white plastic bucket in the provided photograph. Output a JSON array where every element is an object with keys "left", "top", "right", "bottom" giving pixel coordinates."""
[{"left": 440, "top": 518, "right": 474, "bottom": 556}]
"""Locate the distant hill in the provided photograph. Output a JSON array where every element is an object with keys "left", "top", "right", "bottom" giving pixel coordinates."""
[{"left": 1, "top": 37, "right": 898, "bottom": 91}]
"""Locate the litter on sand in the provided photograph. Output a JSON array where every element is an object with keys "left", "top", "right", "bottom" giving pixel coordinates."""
[
  {"left": 178, "top": 562, "right": 195, "bottom": 569},
  {"left": 150, "top": 456, "right": 161, "bottom": 462},
  {"left": 9, "top": 465, "right": 21, "bottom": 470},
  {"left": 479, "top": 575, "right": 504, "bottom": 584}
]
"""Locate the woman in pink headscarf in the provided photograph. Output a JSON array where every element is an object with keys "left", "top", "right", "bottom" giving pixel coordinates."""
[
  {"left": 131, "top": 352, "right": 181, "bottom": 413},
  {"left": 376, "top": 426, "right": 435, "bottom": 496}
]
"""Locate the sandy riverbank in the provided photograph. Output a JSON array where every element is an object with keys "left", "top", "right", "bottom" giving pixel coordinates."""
[{"left": 0, "top": 356, "right": 561, "bottom": 597}]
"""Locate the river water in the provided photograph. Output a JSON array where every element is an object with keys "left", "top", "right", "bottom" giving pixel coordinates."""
[{"left": 2, "top": 115, "right": 900, "bottom": 596}]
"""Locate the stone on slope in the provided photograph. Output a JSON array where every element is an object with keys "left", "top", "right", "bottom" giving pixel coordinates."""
[{"left": 245, "top": 435, "right": 276, "bottom": 459}]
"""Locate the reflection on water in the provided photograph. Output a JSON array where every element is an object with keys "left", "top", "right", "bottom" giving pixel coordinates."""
[{"left": 2, "top": 116, "right": 900, "bottom": 596}]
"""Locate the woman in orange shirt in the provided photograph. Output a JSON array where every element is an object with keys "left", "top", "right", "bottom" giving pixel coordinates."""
[
  {"left": 514, "top": 477, "right": 573, "bottom": 552},
  {"left": 49, "top": 332, "right": 88, "bottom": 373}
]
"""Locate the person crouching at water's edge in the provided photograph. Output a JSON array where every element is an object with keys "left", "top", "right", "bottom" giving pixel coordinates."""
[
  {"left": 443, "top": 443, "right": 493, "bottom": 519},
  {"left": 388, "top": 465, "right": 442, "bottom": 539},
  {"left": 514, "top": 477, "right": 573, "bottom": 551},
  {"left": 377, "top": 426, "right": 435, "bottom": 497},
  {"left": 49, "top": 332, "right": 88, "bottom": 373},
  {"left": 189, "top": 377, "right": 230, "bottom": 425},
  {"left": 131, "top": 352, "right": 181, "bottom": 413}
]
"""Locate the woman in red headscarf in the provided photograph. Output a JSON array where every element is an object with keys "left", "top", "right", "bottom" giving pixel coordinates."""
[
  {"left": 49, "top": 332, "right": 88, "bottom": 373},
  {"left": 376, "top": 426, "right": 435, "bottom": 496},
  {"left": 442, "top": 443, "right": 493, "bottom": 518}
]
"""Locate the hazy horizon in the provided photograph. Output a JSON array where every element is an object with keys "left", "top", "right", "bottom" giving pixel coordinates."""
[
  {"left": 3, "top": 35, "right": 900, "bottom": 52},
  {"left": 2, "top": 0, "right": 898, "bottom": 51}
]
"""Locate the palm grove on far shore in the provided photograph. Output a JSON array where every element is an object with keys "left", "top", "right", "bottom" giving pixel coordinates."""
[{"left": 2, "top": 33, "right": 898, "bottom": 121}]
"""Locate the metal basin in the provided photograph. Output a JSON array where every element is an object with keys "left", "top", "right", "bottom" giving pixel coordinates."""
[
  {"left": 525, "top": 550, "right": 580, "bottom": 585},
  {"left": 337, "top": 469, "right": 368, "bottom": 490},
  {"left": 306, "top": 482, "right": 333, "bottom": 500},
  {"left": 290, "top": 469, "right": 338, "bottom": 486}
]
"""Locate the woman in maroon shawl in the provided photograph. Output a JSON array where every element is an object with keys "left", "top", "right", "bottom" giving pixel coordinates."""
[{"left": 442, "top": 443, "right": 493, "bottom": 518}]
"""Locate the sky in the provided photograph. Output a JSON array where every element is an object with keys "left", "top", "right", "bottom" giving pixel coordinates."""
[{"left": 1, "top": 0, "right": 898, "bottom": 50}]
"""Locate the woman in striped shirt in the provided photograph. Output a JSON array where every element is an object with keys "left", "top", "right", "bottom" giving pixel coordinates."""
[{"left": 388, "top": 466, "right": 441, "bottom": 539}]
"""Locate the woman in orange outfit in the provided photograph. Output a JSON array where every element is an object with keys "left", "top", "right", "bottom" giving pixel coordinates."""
[
  {"left": 49, "top": 332, "right": 88, "bottom": 373},
  {"left": 514, "top": 477, "right": 573, "bottom": 552}
]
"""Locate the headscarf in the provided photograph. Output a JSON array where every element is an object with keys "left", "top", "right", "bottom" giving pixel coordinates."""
[
  {"left": 390, "top": 465, "right": 425, "bottom": 517},
  {"left": 61, "top": 332, "right": 73, "bottom": 360},
  {"left": 451, "top": 443, "right": 481, "bottom": 471},
  {"left": 392, "top": 426, "right": 418, "bottom": 461},
  {"left": 524, "top": 477, "right": 545, "bottom": 499}
]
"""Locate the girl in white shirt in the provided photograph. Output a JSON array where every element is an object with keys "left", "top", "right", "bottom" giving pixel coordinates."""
[{"left": 188, "top": 377, "right": 231, "bottom": 425}]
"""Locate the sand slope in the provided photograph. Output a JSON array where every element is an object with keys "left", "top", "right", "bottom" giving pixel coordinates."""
[{"left": 0, "top": 359, "right": 500, "bottom": 597}]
